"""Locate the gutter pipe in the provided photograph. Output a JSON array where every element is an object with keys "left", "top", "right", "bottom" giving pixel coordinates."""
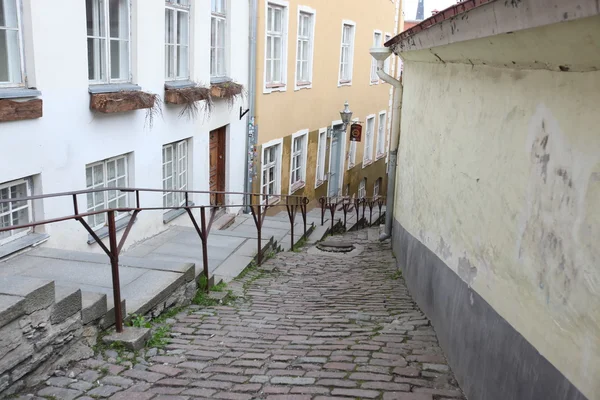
[
  {"left": 244, "top": 0, "right": 258, "bottom": 213},
  {"left": 369, "top": 47, "right": 403, "bottom": 241}
]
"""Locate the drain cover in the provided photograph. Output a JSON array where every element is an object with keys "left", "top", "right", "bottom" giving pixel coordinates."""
[{"left": 316, "top": 241, "right": 355, "bottom": 253}]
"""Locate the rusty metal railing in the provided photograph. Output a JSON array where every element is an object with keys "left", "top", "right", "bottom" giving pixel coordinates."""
[
  {"left": 0, "top": 188, "right": 309, "bottom": 333},
  {"left": 319, "top": 196, "right": 386, "bottom": 231}
]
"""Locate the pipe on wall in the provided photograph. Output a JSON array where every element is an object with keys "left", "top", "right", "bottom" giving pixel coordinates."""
[
  {"left": 371, "top": 48, "right": 403, "bottom": 240},
  {"left": 244, "top": 0, "right": 258, "bottom": 212}
]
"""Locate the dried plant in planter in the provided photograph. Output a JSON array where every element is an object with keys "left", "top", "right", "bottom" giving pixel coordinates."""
[
  {"left": 90, "top": 90, "right": 162, "bottom": 129},
  {"left": 165, "top": 85, "right": 213, "bottom": 120},
  {"left": 210, "top": 81, "right": 245, "bottom": 108}
]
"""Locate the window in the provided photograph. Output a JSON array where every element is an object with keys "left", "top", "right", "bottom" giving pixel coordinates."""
[
  {"left": 295, "top": 9, "right": 314, "bottom": 88},
  {"left": 339, "top": 22, "right": 354, "bottom": 84},
  {"left": 364, "top": 116, "right": 375, "bottom": 164},
  {"left": 0, "top": 0, "right": 24, "bottom": 86},
  {"left": 0, "top": 178, "right": 32, "bottom": 245},
  {"left": 315, "top": 129, "right": 327, "bottom": 187},
  {"left": 166, "top": 0, "right": 190, "bottom": 80},
  {"left": 358, "top": 178, "right": 366, "bottom": 199},
  {"left": 376, "top": 112, "right": 386, "bottom": 158},
  {"left": 163, "top": 140, "right": 189, "bottom": 209},
  {"left": 348, "top": 141, "right": 356, "bottom": 170},
  {"left": 86, "top": 0, "right": 130, "bottom": 84},
  {"left": 374, "top": 177, "right": 381, "bottom": 197},
  {"left": 211, "top": 0, "right": 227, "bottom": 79},
  {"left": 265, "top": 3, "right": 287, "bottom": 88},
  {"left": 370, "top": 31, "right": 382, "bottom": 83},
  {"left": 261, "top": 140, "right": 282, "bottom": 201},
  {"left": 384, "top": 34, "right": 392, "bottom": 74},
  {"left": 290, "top": 130, "right": 308, "bottom": 192},
  {"left": 85, "top": 155, "right": 129, "bottom": 229}
]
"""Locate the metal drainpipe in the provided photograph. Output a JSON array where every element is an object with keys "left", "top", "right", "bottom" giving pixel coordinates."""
[
  {"left": 375, "top": 57, "right": 403, "bottom": 241},
  {"left": 244, "top": 0, "right": 258, "bottom": 213}
]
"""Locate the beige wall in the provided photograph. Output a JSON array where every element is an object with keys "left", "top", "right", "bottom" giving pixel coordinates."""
[
  {"left": 395, "top": 50, "right": 600, "bottom": 400},
  {"left": 254, "top": 0, "right": 399, "bottom": 198}
]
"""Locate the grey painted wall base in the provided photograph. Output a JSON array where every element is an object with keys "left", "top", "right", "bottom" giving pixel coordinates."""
[{"left": 391, "top": 220, "right": 587, "bottom": 400}]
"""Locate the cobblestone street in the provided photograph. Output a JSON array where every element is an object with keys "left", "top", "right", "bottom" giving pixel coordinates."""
[{"left": 19, "top": 229, "right": 465, "bottom": 400}]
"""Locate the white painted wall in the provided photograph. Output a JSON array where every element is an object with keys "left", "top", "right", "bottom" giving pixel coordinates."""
[
  {"left": 395, "top": 54, "right": 600, "bottom": 400},
  {"left": 0, "top": 0, "right": 250, "bottom": 252}
]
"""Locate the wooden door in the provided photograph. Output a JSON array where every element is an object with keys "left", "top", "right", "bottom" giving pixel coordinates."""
[{"left": 209, "top": 127, "right": 226, "bottom": 206}]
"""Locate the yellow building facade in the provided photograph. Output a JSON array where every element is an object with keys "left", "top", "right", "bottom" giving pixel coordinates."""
[{"left": 252, "top": 0, "right": 401, "bottom": 204}]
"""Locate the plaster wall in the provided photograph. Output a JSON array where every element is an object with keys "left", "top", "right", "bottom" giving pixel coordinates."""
[
  {"left": 395, "top": 59, "right": 600, "bottom": 398},
  {"left": 0, "top": 0, "right": 249, "bottom": 253}
]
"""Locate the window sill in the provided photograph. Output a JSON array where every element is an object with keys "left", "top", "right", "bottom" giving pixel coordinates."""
[
  {"left": 264, "top": 83, "right": 286, "bottom": 94},
  {"left": 315, "top": 178, "right": 326, "bottom": 189},
  {"left": 88, "top": 83, "right": 142, "bottom": 94},
  {"left": 290, "top": 181, "right": 306, "bottom": 194},
  {"left": 338, "top": 80, "right": 352, "bottom": 87},
  {"left": 370, "top": 80, "right": 380, "bottom": 86},
  {"left": 0, "top": 88, "right": 42, "bottom": 99},
  {"left": 165, "top": 80, "right": 195, "bottom": 90},
  {"left": 261, "top": 196, "right": 281, "bottom": 206},
  {"left": 295, "top": 81, "right": 312, "bottom": 91},
  {"left": 87, "top": 214, "right": 134, "bottom": 245},
  {"left": 210, "top": 76, "right": 232, "bottom": 85},
  {"left": 376, "top": 153, "right": 386, "bottom": 161},
  {"left": 163, "top": 202, "right": 194, "bottom": 224},
  {"left": 363, "top": 160, "right": 374, "bottom": 168},
  {"left": 348, "top": 163, "right": 356, "bottom": 170},
  {"left": 0, "top": 233, "right": 50, "bottom": 260}
]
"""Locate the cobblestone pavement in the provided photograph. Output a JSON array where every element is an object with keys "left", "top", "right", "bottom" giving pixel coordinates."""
[{"left": 19, "top": 230, "right": 465, "bottom": 400}]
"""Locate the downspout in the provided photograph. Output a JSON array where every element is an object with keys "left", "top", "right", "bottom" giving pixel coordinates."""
[
  {"left": 244, "top": 0, "right": 258, "bottom": 213},
  {"left": 369, "top": 47, "right": 403, "bottom": 241}
]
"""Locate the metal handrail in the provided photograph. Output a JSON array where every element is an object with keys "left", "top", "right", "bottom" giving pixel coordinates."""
[
  {"left": 319, "top": 195, "right": 386, "bottom": 231},
  {"left": 0, "top": 187, "right": 310, "bottom": 333}
]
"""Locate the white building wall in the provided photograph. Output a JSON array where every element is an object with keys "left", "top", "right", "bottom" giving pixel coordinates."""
[{"left": 0, "top": 0, "right": 250, "bottom": 253}]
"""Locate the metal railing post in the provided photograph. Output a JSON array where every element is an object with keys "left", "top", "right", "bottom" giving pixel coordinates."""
[
  {"left": 200, "top": 206, "right": 210, "bottom": 293},
  {"left": 107, "top": 210, "right": 124, "bottom": 333},
  {"left": 257, "top": 195, "right": 263, "bottom": 265}
]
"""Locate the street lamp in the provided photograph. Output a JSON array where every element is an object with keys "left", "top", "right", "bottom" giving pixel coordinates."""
[{"left": 340, "top": 101, "right": 353, "bottom": 128}]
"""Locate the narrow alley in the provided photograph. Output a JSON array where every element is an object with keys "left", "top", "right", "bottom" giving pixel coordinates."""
[{"left": 18, "top": 230, "right": 465, "bottom": 400}]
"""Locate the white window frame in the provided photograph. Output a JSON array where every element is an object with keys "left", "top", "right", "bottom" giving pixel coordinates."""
[
  {"left": 358, "top": 178, "right": 366, "bottom": 199},
  {"left": 376, "top": 111, "right": 386, "bottom": 159},
  {"left": 294, "top": 6, "right": 315, "bottom": 91},
  {"left": 86, "top": 0, "right": 131, "bottom": 85},
  {"left": 374, "top": 178, "right": 381, "bottom": 197},
  {"left": 289, "top": 129, "right": 308, "bottom": 194},
  {"left": 162, "top": 139, "right": 190, "bottom": 209},
  {"left": 347, "top": 141, "right": 356, "bottom": 170},
  {"left": 363, "top": 114, "right": 376, "bottom": 166},
  {"left": 370, "top": 30, "right": 382, "bottom": 84},
  {"left": 0, "top": 178, "right": 33, "bottom": 245},
  {"left": 315, "top": 127, "right": 327, "bottom": 188},
  {"left": 384, "top": 33, "right": 392, "bottom": 75},
  {"left": 85, "top": 155, "right": 130, "bottom": 230},
  {"left": 260, "top": 138, "right": 283, "bottom": 203},
  {"left": 165, "top": 0, "right": 191, "bottom": 81},
  {"left": 0, "top": 0, "right": 26, "bottom": 87},
  {"left": 210, "top": 0, "right": 228, "bottom": 80},
  {"left": 263, "top": 0, "right": 289, "bottom": 94},
  {"left": 338, "top": 20, "right": 355, "bottom": 87}
]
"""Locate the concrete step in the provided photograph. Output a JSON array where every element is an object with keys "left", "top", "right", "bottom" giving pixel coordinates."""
[
  {"left": 306, "top": 224, "right": 329, "bottom": 245},
  {"left": 0, "top": 275, "right": 55, "bottom": 315},
  {"left": 81, "top": 291, "right": 107, "bottom": 325},
  {"left": 52, "top": 286, "right": 82, "bottom": 325},
  {"left": 0, "top": 294, "right": 26, "bottom": 328}
]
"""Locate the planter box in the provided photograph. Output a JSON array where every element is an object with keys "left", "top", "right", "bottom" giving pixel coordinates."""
[
  {"left": 165, "top": 88, "right": 210, "bottom": 105},
  {"left": 210, "top": 82, "right": 243, "bottom": 99},
  {"left": 0, "top": 99, "right": 43, "bottom": 122},
  {"left": 90, "top": 91, "right": 155, "bottom": 113}
]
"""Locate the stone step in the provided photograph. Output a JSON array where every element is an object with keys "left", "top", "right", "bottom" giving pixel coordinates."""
[
  {"left": 0, "top": 275, "right": 55, "bottom": 315},
  {"left": 0, "top": 294, "right": 26, "bottom": 328},
  {"left": 52, "top": 286, "right": 82, "bottom": 325},
  {"left": 306, "top": 224, "right": 329, "bottom": 245},
  {"left": 81, "top": 291, "right": 107, "bottom": 325}
]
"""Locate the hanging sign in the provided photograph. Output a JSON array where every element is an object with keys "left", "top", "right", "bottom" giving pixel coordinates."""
[{"left": 350, "top": 123, "right": 362, "bottom": 142}]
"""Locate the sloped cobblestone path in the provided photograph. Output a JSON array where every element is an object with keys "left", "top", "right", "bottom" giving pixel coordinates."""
[{"left": 19, "top": 230, "right": 465, "bottom": 400}]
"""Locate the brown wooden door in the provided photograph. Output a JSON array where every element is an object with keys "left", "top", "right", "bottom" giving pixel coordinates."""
[{"left": 209, "top": 127, "right": 226, "bottom": 206}]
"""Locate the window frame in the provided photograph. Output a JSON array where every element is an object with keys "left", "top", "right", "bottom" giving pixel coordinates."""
[
  {"left": 374, "top": 177, "right": 381, "bottom": 198},
  {"left": 370, "top": 30, "right": 382, "bottom": 84},
  {"left": 376, "top": 111, "right": 386, "bottom": 159},
  {"left": 358, "top": 178, "right": 366, "bottom": 199},
  {"left": 338, "top": 20, "right": 355, "bottom": 87},
  {"left": 294, "top": 6, "right": 315, "bottom": 91},
  {"left": 0, "top": 178, "right": 33, "bottom": 245},
  {"left": 264, "top": 0, "right": 289, "bottom": 93},
  {"left": 289, "top": 129, "right": 308, "bottom": 194},
  {"left": 165, "top": 0, "right": 191, "bottom": 81},
  {"left": 315, "top": 127, "right": 327, "bottom": 188},
  {"left": 0, "top": 0, "right": 26, "bottom": 88},
  {"left": 384, "top": 33, "right": 392, "bottom": 75},
  {"left": 363, "top": 115, "right": 376, "bottom": 166},
  {"left": 162, "top": 139, "right": 190, "bottom": 210},
  {"left": 260, "top": 138, "right": 283, "bottom": 203},
  {"left": 85, "top": 154, "right": 130, "bottom": 230},
  {"left": 210, "top": 0, "right": 228, "bottom": 80},
  {"left": 86, "top": 0, "right": 132, "bottom": 85},
  {"left": 347, "top": 141, "right": 356, "bottom": 170}
]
